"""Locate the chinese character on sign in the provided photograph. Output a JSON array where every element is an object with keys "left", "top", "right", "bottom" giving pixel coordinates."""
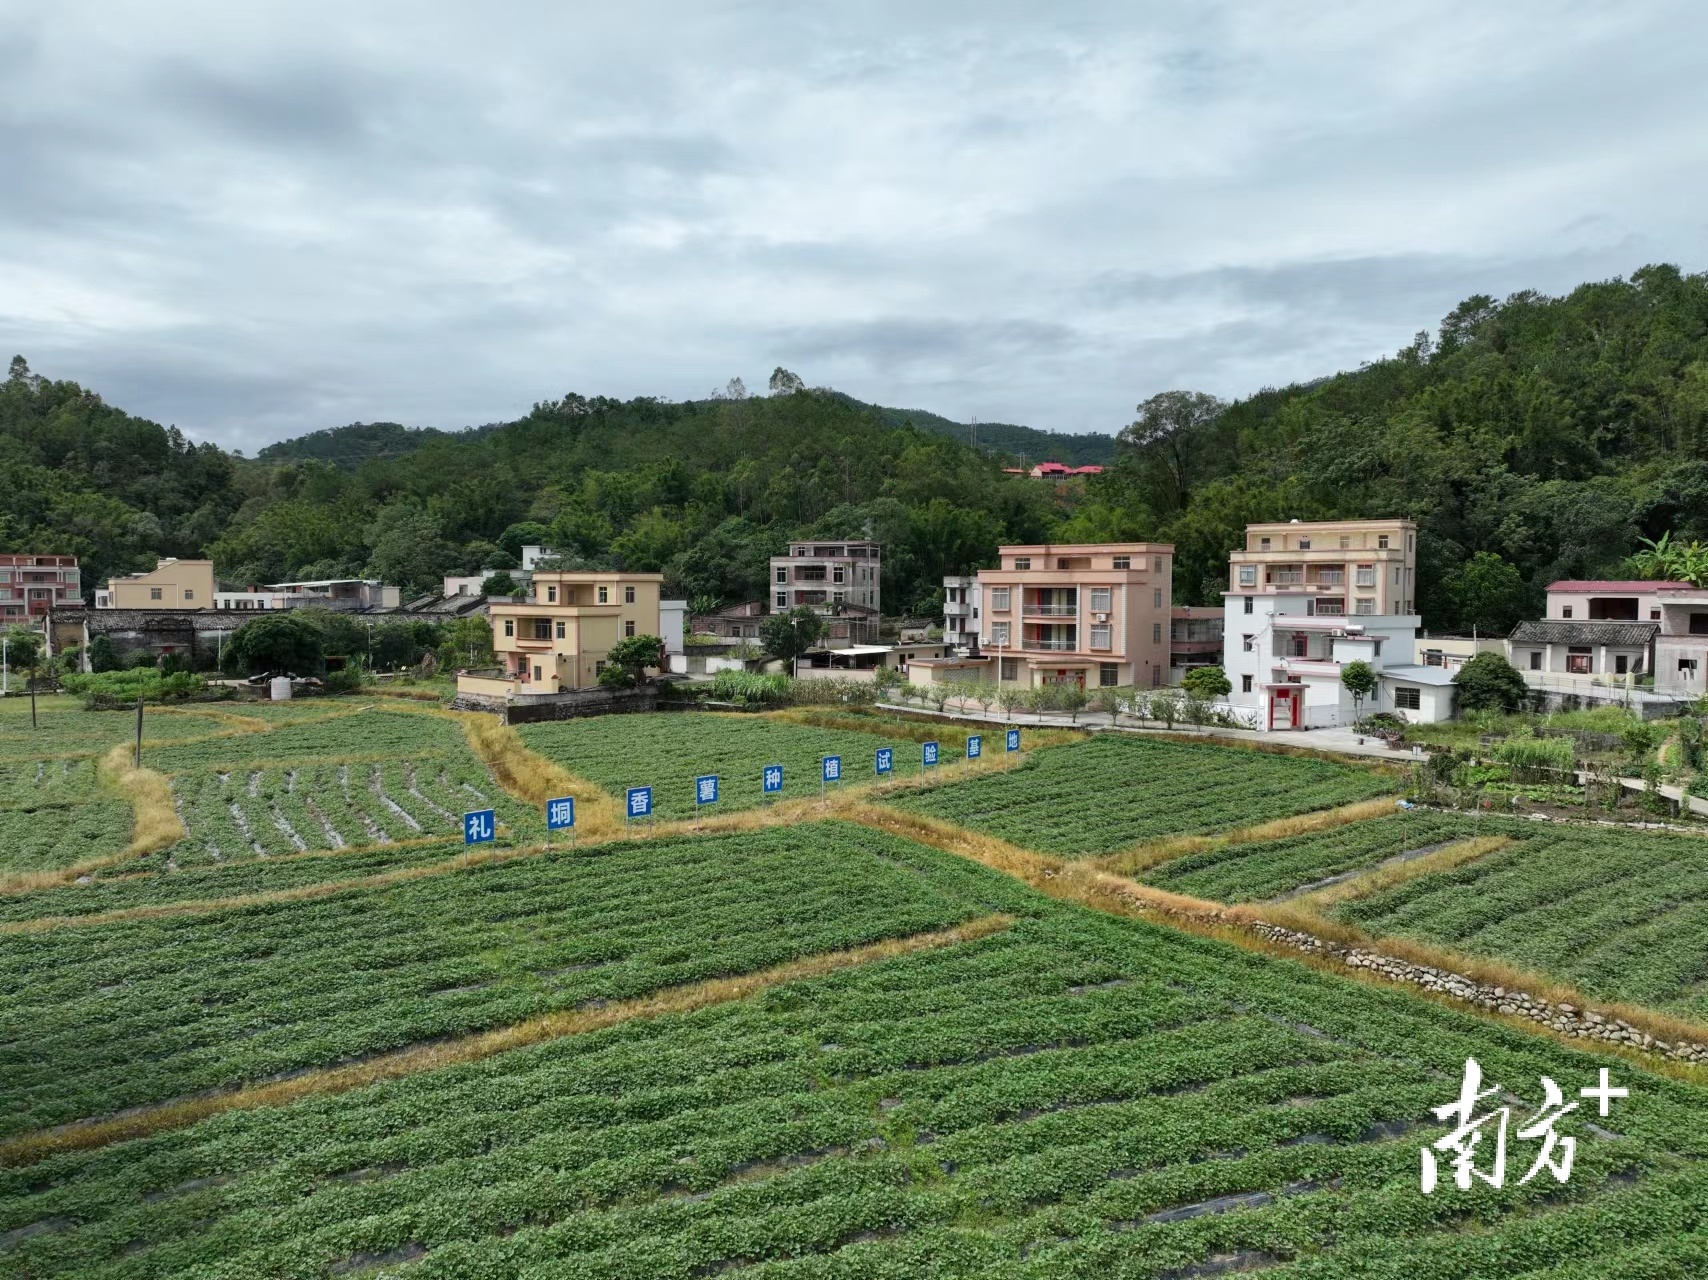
[
  {"left": 1006, "top": 728, "right": 1021, "bottom": 752},
  {"left": 546, "top": 797, "right": 575, "bottom": 830},
  {"left": 822, "top": 755, "right": 841, "bottom": 782},
  {"left": 463, "top": 809, "right": 495, "bottom": 845},
  {"left": 763, "top": 765, "right": 783, "bottom": 794},
  {"left": 922, "top": 741, "right": 939, "bottom": 767},
  {"left": 967, "top": 734, "right": 982, "bottom": 759},
  {"left": 875, "top": 747, "right": 893, "bottom": 775},
  {"left": 1421, "top": 1058, "right": 1623, "bottom": 1192},
  {"left": 696, "top": 774, "right": 719, "bottom": 805},
  {"left": 626, "top": 786, "right": 652, "bottom": 818}
]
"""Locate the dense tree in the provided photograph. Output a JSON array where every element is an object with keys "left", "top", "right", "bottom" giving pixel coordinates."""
[
  {"left": 761, "top": 607, "right": 825, "bottom": 662},
  {"left": 226, "top": 613, "right": 326, "bottom": 676},
  {"left": 1454, "top": 651, "right": 1530, "bottom": 713},
  {"left": 1181, "top": 665, "right": 1232, "bottom": 699}
]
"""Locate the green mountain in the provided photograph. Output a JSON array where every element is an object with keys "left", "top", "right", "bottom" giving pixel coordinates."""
[{"left": 256, "top": 421, "right": 461, "bottom": 467}]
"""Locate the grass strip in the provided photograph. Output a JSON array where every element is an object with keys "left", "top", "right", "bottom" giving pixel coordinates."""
[
  {"left": 1282, "top": 835, "right": 1514, "bottom": 910},
  {"left": 0, "top": 913, "right": 1014, "bottom": 1167},
  {"left": 1096, "top": 795, "right": 1402, "bottom": 876}
]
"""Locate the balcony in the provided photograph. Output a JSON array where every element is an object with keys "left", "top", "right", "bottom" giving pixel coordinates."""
[
  {"left": 943, "top": 600, "right": 971, "bottom": 616},
  {"left": 1267, "top": 571, "right": 1304, "bottom": 586},
  {"left": 1023, "top": 604, "right": 1078, "bottom": 616},
  {"left": 1311, "top": 571, "right": 1345, "bottom": 587},
  {"left": 1028, "top": 637, "right": 1079, "bottom": 651}
]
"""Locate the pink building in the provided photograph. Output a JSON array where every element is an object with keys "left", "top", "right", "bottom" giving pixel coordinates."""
[{"left": 1544, "top": 580, "right": 1685, "bottom": 623}]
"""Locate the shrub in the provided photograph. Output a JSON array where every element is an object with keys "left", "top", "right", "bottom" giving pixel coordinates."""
[
  {"left": 1454, "top": 651, "right": 1528, "bottom": 713},
  {"left": 1182, "top": 666, "right": 1232, "bottom": 700},
  {"left": 1492, "top": 729, "right": 1575, "bottom": 781},
  {"left": 710, "top": 669, "right": 790, "bottom": 703}
]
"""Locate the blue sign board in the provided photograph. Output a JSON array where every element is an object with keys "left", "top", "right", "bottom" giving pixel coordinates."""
[
  {"left": 464, "top": 808, "right": 496, "bottom": 845},
  {"left": 822, "top": 755, "right": 842, "bottom": 783},
  {"left": 1006, "top": 727, "right": 1021, "bottom": 752},
  {"left": 967, "top": 734, "right": 982, "bottom": 759},
  {"left": 874, "top": 747, "right": 893, "bottom": 775},
  {"left": 763, "top": 764, "right": 784, "bottom": 794},
  {"left": 546, "top": 796, "right": 576, "bottom": 830},
  {"left": 695, "top": 774, "right": 720, "bottom": 806},
  {"left": 923, "top": 741, "right": 939, "bottom": 767},
  {"left": 626, "top": 786, "right": 653, "bottom": 818}
]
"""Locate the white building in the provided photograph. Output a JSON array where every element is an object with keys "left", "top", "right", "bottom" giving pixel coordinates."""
[
  {"left": 520, "top": 545, "right": 559, "bottom": 572},
  {"left": 942, "top": 574, "right": 981, "bottom": 651},
  {"left": 770, "top": 541, "right": 881, "bottom": 615},
  {"left": 660, "top": 599, "right": 687, "bottom": 655}
]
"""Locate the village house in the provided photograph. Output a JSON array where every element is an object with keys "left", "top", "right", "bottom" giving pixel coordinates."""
[
  {"left": 459, "top": 568, "right": 664, "bottom": 698},
  {"left": 96, "top": 558, "right": 216, "bottom": 609}
]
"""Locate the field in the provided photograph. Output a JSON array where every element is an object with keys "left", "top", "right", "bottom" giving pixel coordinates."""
[
  {"left": 1332, "top": 822, "right": 1708, "bottom": 1021},
  {"left": 1139, "top": 811, "right": 1478, "bottom": 903},
  {"left": 5, "top": 904, "right": 1706, "bottom": 1279},
  {"left": 891, "top": 735, "right": 1396, "bottom": 858},
  {"left": 518, "top": 712, "right": 970, "bottom": 821}
]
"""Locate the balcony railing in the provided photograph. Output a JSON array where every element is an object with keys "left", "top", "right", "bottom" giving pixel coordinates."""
[
  {"left": 1312, "top": 571, "right": 1345, "bottom": 586},
  {"left": 1023, "top": 604, "right": 1078, "bottom": 616},
  {"left": 1268, "top": 571, "right": 1304, "bottom": 585},
  {"left": 1028, "top": 637, "right": 1078, "bottom": 651}
]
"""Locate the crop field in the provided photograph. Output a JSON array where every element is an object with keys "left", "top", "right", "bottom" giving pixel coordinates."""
[
  {"left": 1140, "top": 810, "right": 1478, "bottom": 903},
  {"left": 892, "top": 735, "right": 1396, "bottom": 858},
  {"left": 0, "top": 801, "right": 134, "bottom": 877},
  {"left": 0, "top": 821, "right": 1022, "bottom": 1136},
  {"left": 1333, "top": 822, "right": 1708, "bottom": 1021},
  {"left": 519, "top": 712, "right": 968, "bottom": 821},
  {"left": 143, "top": 706, "right": 460, "bottom": 771},
  {"left": 0, "top": 695, "right": 237, "bottom": 759},
  {"left": 5, "top": 903, "right": 1705, "bottom": 1279}
]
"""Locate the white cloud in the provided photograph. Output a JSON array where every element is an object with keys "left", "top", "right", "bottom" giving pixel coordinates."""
[{"left": 1, "top": 0, "right": 1704, "bottom": 451}]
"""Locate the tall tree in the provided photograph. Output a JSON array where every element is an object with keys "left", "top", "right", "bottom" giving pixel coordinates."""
[{"left": 1117, "top": 390, "right": 1229, "bottom": 515}]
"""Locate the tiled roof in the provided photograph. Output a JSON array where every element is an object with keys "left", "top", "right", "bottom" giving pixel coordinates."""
[
  {"left": 1509, "top": 620, "right": 1659, "bottom": 647},
  {"left": 1545, "top": 580, "right": 1685, "bottom": 593}
]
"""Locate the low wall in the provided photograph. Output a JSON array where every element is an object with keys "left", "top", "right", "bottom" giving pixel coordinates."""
[{"left": 500, "top": 685, "right": 658, "bottom": 724}]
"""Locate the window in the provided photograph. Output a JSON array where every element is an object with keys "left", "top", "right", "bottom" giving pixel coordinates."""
[
  {"left": 1090, "top": 624, "right": 1111, "bottom": 649},
  {"left": 1259, "top": 537, "right": 1271, "bottom": 550},
  {"left": 548, "top": 586, "right": 557, "bottom": 603},
  {"left": 1243, "top": 596, "right": 1254, "bottom": 614},
  {"left": 1394, "top": 687, "right": 1421, "bottom": 711},
  {"left": 1393, "top": 566, "right": 1402, "bottom": 585},
  {"left": 1090, "top": 587, "right": 1111, "bottom": 612},
  {"left": 1378, "top": 535, "right": 1389, "bottom": 549},
  {"left": 150, "top": 587, "right": 163, "bottom": 601},
  {"left": 1408, "top": 535, "right": 1414, "bottom": 551},
  {"left": 1243, "top": 635, "right": 1254, "bottom": 652},
  {"left": 555, "top": 620, "right": 566, "bottom": 639},
  {"left": 533, "top": 665, "right": 542, "bottom": 682},
  {"left": 504, "top": 618, "right": 515, "bottom": 637},
  {"left": 1152, "top": 622, "right": 1162, "bottom": 643},
  {"left": 1529, "top": 651, "right": 1541, "bottom": 670},
  {"left": 533, "top": 619, "right": 551, "bottom": 640},
  {"left": 1238, "top": 566, "right": 1257, "bottom": 586},
  {"left": 597, "top": 586, "right": 609, "bottom": 604},
  {"left": 1424, "top": 650, "right": 1444, "bottom": 667},
  {"left": 775, "top": 591, "right": 787, "bottom": 608},
  {"left": 1615, "top": 654, "right": 1629, "bottom": 675},
  {"left": 625, "top": 585, "right": 636, "bottom": 604},
  {"left": 1354, "top": 598, "right": 1375, "bottom": 615},
  {"left": 1355, "top": 565, "right": 1376, "bottom": 587},
  {"left": 1013, "top": 557, "right": 1031, "bottom": 570},
  {"left": 1680, "top": 658, "right": 1699, "bottom": 676},
  {"left": 1566, "top": 647, "right": 1592, "bottom": 675},
  {"left": 775, "top": 567, "right": 787, "bottom": 584},
  {"left": 1153, "top": 556, "right": 1162, "bottom": 573},
  {"left": 1651, "top": 608, "right": 1661, "bottom": 620},
  {"left": 625, "top": 620, "right": 636, "bottom": 637},
  {"left": 832, "top": 591, "right": 845, "bottom": 603},
  {"left": 1291, "top": 634, "right": 1308, "bottom": 657},
  {"left": 1562, "top": 605, "right": 1574, "bottom": 619},
  {"left": 1339, "top": 535, "right": 1350, "bottom": 549},
  {"left": 1112, "top": 555, "right": 1130, "bottom": 569},
  {"left": 1298, "top": 537, "right": 1311, "bottom": 550},
  {"left": 1099, "top": 663, "right": 1119, "bottom": 687},
  {"left": 991, "top": 588, "right": 1011, "bottom": 611},
  {"left": 991, "top": 622, "right": 1010, "bottom": 645},
  {"left": 832, "top": 566, "right": 844, "bottom": 584},
  {"left": 1000, "top": 658, "right": 1019, "bottom": 681},
  {"left": 183, "top": 589, "right": 194, "bottom": 601}
]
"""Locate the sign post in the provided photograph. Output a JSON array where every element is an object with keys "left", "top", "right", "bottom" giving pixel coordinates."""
[
  {"left": 875, "top": 747, "right": 893, "bottom": 780},
  {"left": 463, "top": 808, "right": 496, "bottom": 866},
  {"left": 966, "top": 734, "right": 982, "bottom": 771},
  {"left": 762, "top": 764, "right": 783, "bottom": 805},
  {"left": 922, "top": 740, "right": 939, "bottom": 778},
  {"left": 1006, "top": 726, "right": 1021, "bottom": 770},
  {"left": 695, "top": 774, "right": 719, "bottom": 828},
  {"left": 546, "top": 795, "right": 576, "bottom": 850},
  {"left": 821, "top": 755, "right": 841, "bottom": 809},
  {"left": 625, "top": 785, "right": 652, "bottom": 836}
]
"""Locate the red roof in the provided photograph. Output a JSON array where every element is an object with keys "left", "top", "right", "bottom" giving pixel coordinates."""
[
  {"left": 1071, "top": 465, "right": 1104, "bottom": 474},
  {"left": 1546, "top": 580, "right": 1687, "bottom": 593}
]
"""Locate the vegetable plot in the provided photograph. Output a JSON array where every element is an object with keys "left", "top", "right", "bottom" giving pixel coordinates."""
[
  {"left": 0, "top": 821, "right": 1013, "bottom": 1135},
  {"left": 892, "top": 735, "right": 1395, "bottom": 857},
  {"left": 3, "top": 907, "right": 1700, "bottom": 1280}
]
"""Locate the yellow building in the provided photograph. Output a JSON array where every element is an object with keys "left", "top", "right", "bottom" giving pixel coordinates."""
[
  {"left": 95, "top": 558, "right": 217, "bottom": 609},
  {"left": 468, "top": 569, "right": 665, "bottom": 695}
]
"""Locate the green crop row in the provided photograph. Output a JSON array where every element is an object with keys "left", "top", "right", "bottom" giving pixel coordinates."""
[
  {"left": 0, "top": 800, "right": 134, "bottom": 876},
  {"left": 3, "top": 907, "right": 1701, "bottom": 1279},
  {"left": 0, "top": 821, "right": 1018, "bottom": 1136},
  {"left": 1141, "top": 811, "right": 1480, "bottom": 903},
  {"left": 518, "top": 713, "right": 969, "bottom": 822},
  {"left": 0, "top": 756, "right": 100, "bottom": 807},
  {"left": 143, "top": 708, "right": 460, "bottom": 772},
  {"left": 1334, "top": 821, "right": 1708, "bottom": 1021},
  {"left": 892, "top": 736, "right": 1396, "bottom": 858}
]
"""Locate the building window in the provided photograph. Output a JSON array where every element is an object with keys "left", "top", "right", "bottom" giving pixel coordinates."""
[
  {"left": 1240, "top": 673, "right": 1253, "bottom": 693},
  {"left": 1099, "top": 663, "right": 1119, "bottom": 687},
  {"left": 548, "top": 586, "right": 557, "bottom": 603},
  {"left": 1354, "top": 598, "right": 1375, "bottom": 615},
  {"left": 624, "top": 585, "right": 636, "bottom": 604},
  {"left": 533, "top": 619, "right": 551, "bottom": 640},
  {"left": 504, "top": 618, "right": 515, "bottom": 637},
  {"left": 775, "top": 567, "right": 787, "bottom": 584},
  {"left": 832, "top": 591, "right": 845, "bottom": 603},
  {"left": 1291, "top": 634, "right": 1308, "bottom": 657},
  {"left": 1566, "top": 647, "right": 1592, "bottom": 674},
  {"left": 1090, "top": 587, "right": 1111, "bottom": 612},
  {"left": 1529, "top": 651, "right": 1541, "bottom": 670},
  {"left": 991, "top": 622, "right": 1010, "bottom": 646},
  {"left": 1378, "top": 535, "right": 1389, "bottom": 549},
  {"left": 1339, "top": 535, "right": 1350, "bottom": 549},
  {"left": 1090, "top": 624, "right": 1111, "bottom": 650},
  {"left": 1243, "top": 596, "right": 1254, "bottom": 614},
  {"left": 555, "top": 620, "right": 566, "bottom": 639},
  {"left": 1000, "top": 657, "right": 1019, "bottom": 681},
  {"left": 1112, "top": 555, "right": 1130, "bottom": 569},
  {"left": 991, "top": 588, "right": 1010, "bottom": 611},
  {"left": 625, "top": 619, "right": 636, "bottom": 637},
  {"left": 1424, "top": 650, "right": 1444, "bottom": 667},
  {"left": 1651, "top": 608, "right": 1661, "bottom": 620},
  {"left": 533, "top": 665, "right": 542, "bottom": 682},
  {"left": 1259, "top": 537, "right": 1271, "bottom": 550},
  {"left": 1394, "top": 687, "right": 1421, "bottom": 711},
  {"left": 183, "top": 589, "right": 194, "bottom": 601},
  {"left": 1152, "top": 622, "right": 1162, "bottom": 643},
  {"left": 832, "top": 566, "right": 844, "bottom": 584},
  {"left": 1148, "top": 588, "right": 1159, "bottom": 608},
  {"left": 1152, "top": 557, "right": 1161, "bottom": 572},
  {"left": 150, "top": 587, "right": 163, "bottom": 601},
  {"left": 1355, "top": 565, "right": 1376, "bottom": 587},
  {"left": 1615, "top": 654, "right": 1629, "bottom": 675},
  {"left": 775, "top": 591, "right": 788, "bottom": 608},
  {"left": 1013, "top": 557, "right": 1031, "bottom": 570},
  {"left": 1238, "top": 566, "right": 1257, "bottom": 586},
  {"left": 597, "top": 586, "right": 609, "bottom": 604},
  {"left": 1680, "top": 658, "right": 1698, "bottom": 676},
  {"left": 1243, "top": 635, "right": 1253, "bottom": 652},
  {"left": 1298, "top": 537, "right": 1311, "bottom": 550},
  {"left": 1562, "top": 605, "right": 1573, "bottom": 619}
]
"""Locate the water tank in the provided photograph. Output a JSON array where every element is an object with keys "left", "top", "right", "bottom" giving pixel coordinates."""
[{"left": 269, "top": 676, "right": 293, "bottom": 701}]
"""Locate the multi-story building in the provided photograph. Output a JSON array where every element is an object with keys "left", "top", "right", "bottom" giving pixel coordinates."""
[
  {"left": 1228, "top": 518, "right": 1417, "bottom": 617},
  {"left": 1222, "top": 519, "right": 1446, "bottom": 728},
  {"left": 263, "top": 579, "right": 402, "bottom": 610},
  {"left": 941, "top": 574, "right": 981, "bottom": 651},
  {"left": 770, "top": 541, "right": 880, "bottom": 615},
  {"left": 0, "top": 554, "right": 81, "bottom": 620},
  {"left": 96, "top": 558, "right": 216, "bottom": 609},
  {"left": 1544, "top": 579, "right": 1678, "bottom": 623},
  {"left": 977, "top": 542, "right": 1174, "bottom": 689},
  {"left": 473, "top": 569, "right": 664, "bottom": 694},
  {"left": 1169, "top": 605, "right": 1223, "bottom": 681}
]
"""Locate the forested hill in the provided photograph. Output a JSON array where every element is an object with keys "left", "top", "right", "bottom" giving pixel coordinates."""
[{"left": 3, "top": 263, "right": 1705, "bottom": 631}]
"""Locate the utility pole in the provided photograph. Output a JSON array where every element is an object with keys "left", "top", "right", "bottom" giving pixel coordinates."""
[
  {"left": 1, "top": 635, "right": 7, "bottom": 697},
  {"left": 134, "top": 695, "right": 144, "bottom": 767}
]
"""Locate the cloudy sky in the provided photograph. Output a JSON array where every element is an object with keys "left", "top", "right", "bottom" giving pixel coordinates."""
[{"left": 3, "top": 1, "right": 1704, "bottom": 452}]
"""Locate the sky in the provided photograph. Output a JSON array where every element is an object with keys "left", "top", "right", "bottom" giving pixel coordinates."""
[{"left": 3, "top": 0, "right": 1705, "bottom": 454}]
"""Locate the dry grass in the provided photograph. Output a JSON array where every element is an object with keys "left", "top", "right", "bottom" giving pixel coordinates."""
[
  {"left": 1095, "top": 795, "right": 1402, "bottom": 876},
  {"left": 0, "top": 913, "right": 1014, "bottom": 1167},
  {"left": 149, "top": 705, "right": 272, "bottom": 732},
  {"left": 100, "top": 743, "right": 184, "bottom": 857},
  {"left": 1281, "top": 835, "right": 1513, "bottom": 911}
]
